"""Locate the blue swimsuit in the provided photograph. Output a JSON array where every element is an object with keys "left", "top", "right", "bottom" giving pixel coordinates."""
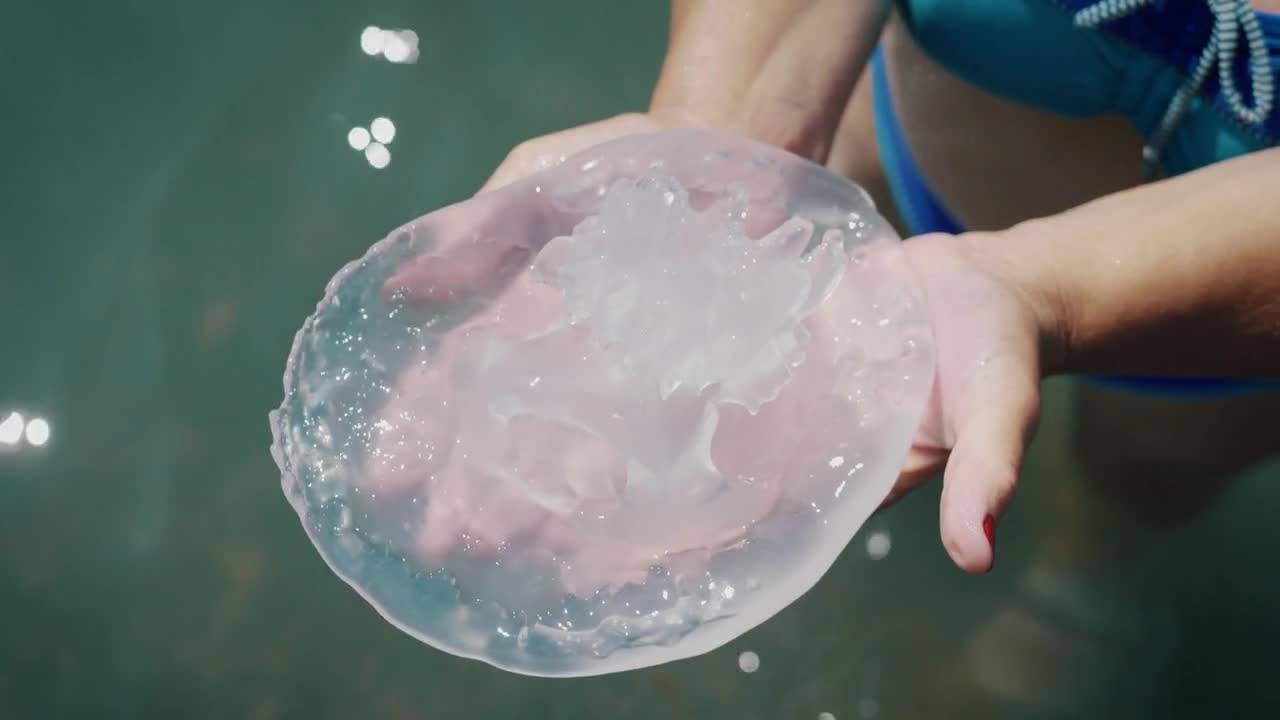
[{"left": 872, "top": 0, "right": 1280, "bottom": 394}]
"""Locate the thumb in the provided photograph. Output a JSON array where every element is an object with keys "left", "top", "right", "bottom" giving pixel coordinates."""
[{"left": 938, "top": 350, "right": 1041, "bottom": 574}]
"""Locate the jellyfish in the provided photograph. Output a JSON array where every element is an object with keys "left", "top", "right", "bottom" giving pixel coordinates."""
[{"left": 268, "top": 128, "right": 934, "bottom": 676}]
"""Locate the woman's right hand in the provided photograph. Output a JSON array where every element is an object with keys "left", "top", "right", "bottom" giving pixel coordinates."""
[{"left": 478, "top": 113, "right": 677, "bottom": 194}]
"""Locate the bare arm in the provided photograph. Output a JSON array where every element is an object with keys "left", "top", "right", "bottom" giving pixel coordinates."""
[
  {"left": 891, "top": 149, "right": 1278, "bottom": 573},
  {"left": 652, "top": 0, "right": 890, "bottom": 162},
  {"left": 481, "top": 0, "right": 888, "bottom": 190},
  {"left": 996, "top": 148, "right": 1280, "bottom": 379}
]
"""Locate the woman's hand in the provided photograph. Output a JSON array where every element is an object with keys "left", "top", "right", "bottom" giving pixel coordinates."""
[
  {"left": 888, "top": 231, "right": 1062, "bottom": 575},
  {"left": 479, "top": 114, "right": 675, "bottom": 194},
  {"left": 376, "top": 150, "right": 1280, "bottom": 581},
  {"left": 891, "top": 147, "right": 1280, "bottom": 574}
]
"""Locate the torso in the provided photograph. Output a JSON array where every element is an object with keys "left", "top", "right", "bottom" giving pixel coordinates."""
[{"left": 878, "top": 0, "right": 1280, "bottom": 232}]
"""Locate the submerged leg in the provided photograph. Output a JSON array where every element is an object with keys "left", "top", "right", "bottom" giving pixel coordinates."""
[{"left": 956, "top": 381, "right": 1280, "bottom": 715}]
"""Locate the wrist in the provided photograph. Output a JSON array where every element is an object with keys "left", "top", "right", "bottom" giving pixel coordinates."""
[
  {"left": 973, "top": 149, "right": 1280, "bottom": 380},
  {"left": 959, "top": 224, "right": 1077, "bottom": 379},
  {"left": 649, "top": 0, "right": 889, "bottom": 162},
  {"left": 648, "top": 74, "right": 828, "bottom": 160}
]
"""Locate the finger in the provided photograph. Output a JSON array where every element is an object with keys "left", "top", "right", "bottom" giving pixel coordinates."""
[
  {"left": 381, "top": 183, "right": 560, "bottom": 307},
  {"left": 387, "top": 116, "right": 664, "bottom": 306},
  {"left": 938, "top": 353, "right": 1041, "bottom": 574},
  {"left": 389, "top": 124, "right": 798, "bottom": 308},
  {"left": 383, "top": 235, "right": 533, "bottom": 306},
  {"left": 479, "top": 113, "right": 661, "bottom": 193},
  {"left": 871, "top": 445, "right": 947, "bottom": 517}
]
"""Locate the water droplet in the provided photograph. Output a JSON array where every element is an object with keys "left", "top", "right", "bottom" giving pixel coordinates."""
[
  {"left": 383, "top": 30, "right": 418, "bottom": 63},
  {"left": 865, "top": 530, "right": 891, "bottom": 560},
  {"left": 370, "top": 117, "right": 396, "bottom": 144},
  {"left": 365, "top": 142, "right": 391, "bottom": 169},
  {"left": 347, "top": 126, "right": 371, "bottom": 151},
  {"left": 359, "top": 26, "right": 385, "bottom": 56},
  {"left": 0, "top": 412, "right": 23, "bottom": 446}
]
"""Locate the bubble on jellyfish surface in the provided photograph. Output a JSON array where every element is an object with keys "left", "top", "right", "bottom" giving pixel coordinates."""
[{"left": 269, "top": 128, "right": 935, "bottom": 677}]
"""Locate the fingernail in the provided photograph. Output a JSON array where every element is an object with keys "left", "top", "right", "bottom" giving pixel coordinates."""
[{"left": 983, "top": 513, "right": 996, "bottom": 572}]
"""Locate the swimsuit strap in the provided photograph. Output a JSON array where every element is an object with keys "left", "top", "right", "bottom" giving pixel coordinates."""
[{"left": 1074, "top": 0, "right": 1275, "bottom": 178}]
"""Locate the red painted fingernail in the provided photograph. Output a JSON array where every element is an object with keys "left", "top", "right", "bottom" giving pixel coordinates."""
[{"left": 982, "top": 514, "right": 996, "bottom": 573}]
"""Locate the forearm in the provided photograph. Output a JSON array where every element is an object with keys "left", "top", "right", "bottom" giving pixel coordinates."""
[
  {"left": 997, "top": 148, "right": 1280, "bottom": 379},
  {"left": 651, "top": 0, "right": 889, "bottom": 162}
]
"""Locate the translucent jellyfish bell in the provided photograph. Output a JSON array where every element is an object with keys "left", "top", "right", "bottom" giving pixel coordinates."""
[{"left": 269, "top": 128, "right": 935, "bottom": 676}]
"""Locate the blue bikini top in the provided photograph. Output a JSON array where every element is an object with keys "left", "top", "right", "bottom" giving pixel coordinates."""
[{"left": 895, "top": 0, "right": 1280, "bottom": 177}]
